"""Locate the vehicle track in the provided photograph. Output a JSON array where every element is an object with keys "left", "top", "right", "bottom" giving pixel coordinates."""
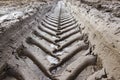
[{"left": 1, "top": 1, "right": 107, "bottom": 80}]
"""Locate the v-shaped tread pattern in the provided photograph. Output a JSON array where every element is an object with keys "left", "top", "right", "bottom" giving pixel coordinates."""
[{"left": 5, "top": 1, "right": 99, "bottom": 80}]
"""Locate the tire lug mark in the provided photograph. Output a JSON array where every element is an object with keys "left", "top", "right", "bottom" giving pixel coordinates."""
[
  {"left": 46, "top": 17, "right": 58, "bottom": 24},
  {"left": 61, "top": 16, "right": 73, "bottom": 20},
  {"left": 53, "top": 35, "right": 83, "bottom": 53},
  {"left": 47, "top": 16, "right": 58, "bottom": 21},
  {"left": 60, "top": 17, "right": 74, "bottom": 23},
  {"left": 47, "top": 14, "right": 59, "bottom": 19},
  {"left": 60, "top": 21, "right": 77, "bottom": 29},
  {"left": 38, "top": 25, "right": 58, "bottom": 38},
  {"left": 33, "top": 30, "right": 53, "bottom": 42},
  {"left": 40, "top": 23, "right": 56, "bottom": 34},
  {"left": 57, "top": 33, "right": 83, "bottom": 46},
  {"left": 43, "top": 19, "right": 58, "bottom": 28},
  {"left": 16, "top": 45, "right": 55, "bottom": 80},
  {"left": 57, "top": 55, "right": 97, "bottom": 80},
  {"left": 41, "top": 21, "right": 58, "bottom": 32},
  {"left": 60, "top": 18, "right": 75, "bottom": 26},
  {"left": 33, "top": 30, "right": 57, "bottom": 45},
  {"left": 26, "top": 37, "right": 59, "bottom": 59},
  {"left": 48, "top": 15, "right": 59, "bottom": 19},
  {"left": 59, "top": 23, "right": 78, "bottom": 30},
  {"left": 50, "top": 41, "right": 89, "bottom": 71},
  {"left": 56, "top": 25, "right": 78, "bottom": 35},
  {"left": 60, "top": 16, "right": 73, "bottom": 20},
  {"left": 55, "top": 30, "right": 80, "bottom": 42}
]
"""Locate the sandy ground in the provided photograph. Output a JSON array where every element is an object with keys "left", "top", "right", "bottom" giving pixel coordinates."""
[
  {"left": 0, "top": 0, "right": 120, "bottom": 80},
  {"left": 64, "top": 0, "right": 120, "bottom": 80}
]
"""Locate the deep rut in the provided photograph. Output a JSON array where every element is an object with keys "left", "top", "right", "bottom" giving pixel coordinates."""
[{"left": 1, "top": 1, "right": 107, "bottom": 80}]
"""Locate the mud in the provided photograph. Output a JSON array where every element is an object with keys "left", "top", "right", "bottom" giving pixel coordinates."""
[{"left": 0, "top": 0, "right": 119, "bottom": 80}]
